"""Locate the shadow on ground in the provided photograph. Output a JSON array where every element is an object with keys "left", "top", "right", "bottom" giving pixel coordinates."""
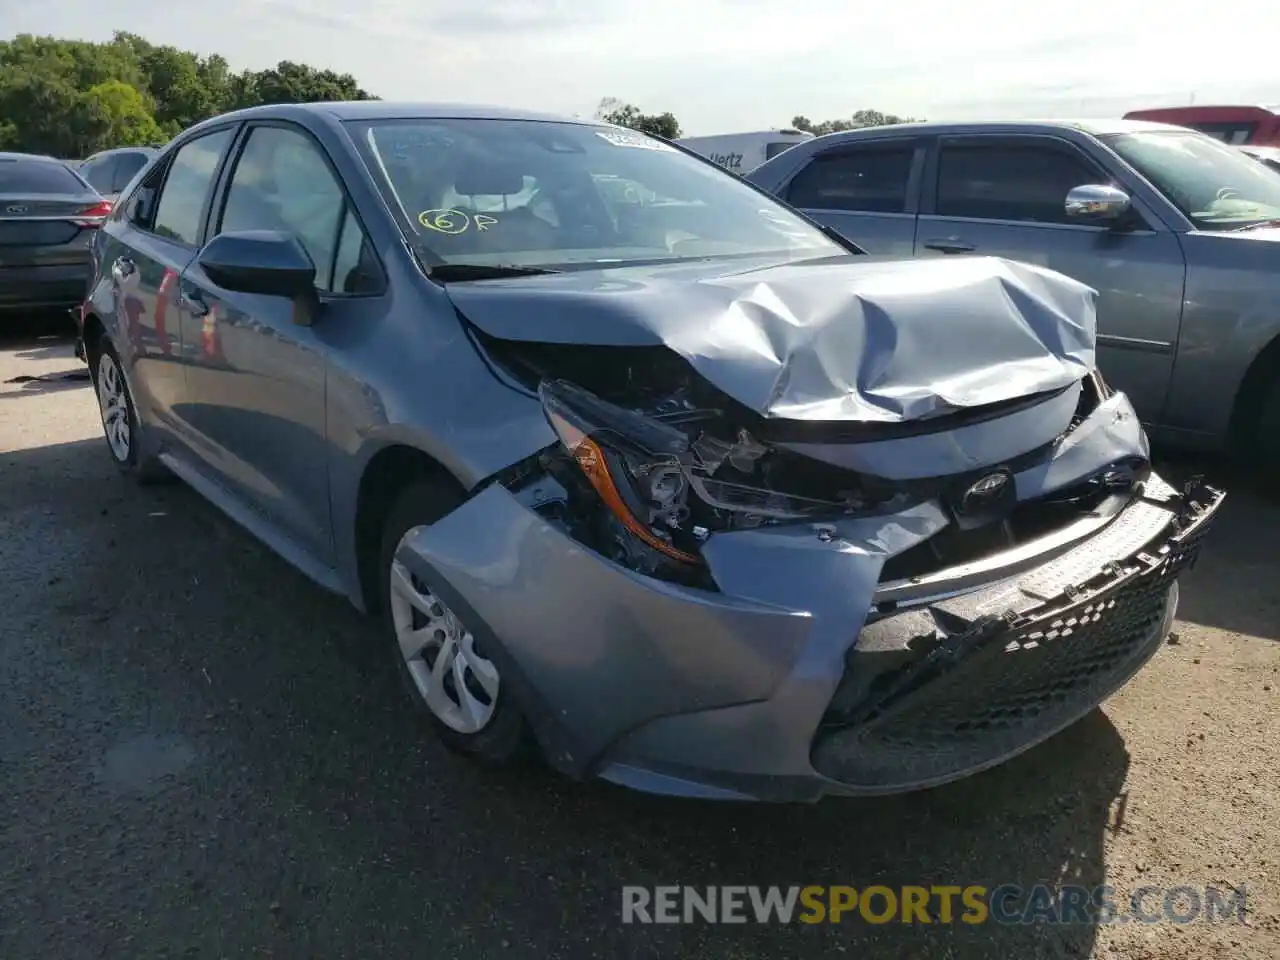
[
  {"left": 1152, "top": 447, "right": 1280, "bottom": 643},
  {"left": 0, "top": 367, "right": 91, "bottom": 398}
]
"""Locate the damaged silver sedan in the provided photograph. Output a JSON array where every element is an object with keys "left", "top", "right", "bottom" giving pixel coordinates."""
[{"left": 81, "top": 102, "right": 1223, "bottom": 802}]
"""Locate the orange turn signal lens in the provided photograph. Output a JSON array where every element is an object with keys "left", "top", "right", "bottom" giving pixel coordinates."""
[{"left": 571, "top": 436, "right": 701, "bottom": 565}]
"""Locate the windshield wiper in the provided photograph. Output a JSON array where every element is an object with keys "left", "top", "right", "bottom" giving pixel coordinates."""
[
  {"left": 1230, "top": 218, "right": 1280, "bottom": 232},
  {"left": 426, "top": 263, "right": 561, "bottom": 282}
]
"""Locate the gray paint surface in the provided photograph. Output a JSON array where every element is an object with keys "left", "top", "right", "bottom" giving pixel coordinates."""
[{"left": 80, "top": 102, "right": 1211, "bottom": 801}]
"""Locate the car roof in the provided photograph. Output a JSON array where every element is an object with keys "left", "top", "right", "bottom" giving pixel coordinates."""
[
  {"left": 804, "top": 118, "right": 1189, "bottom": 140},
  {"left": 207, "top": 100, "right": 596, "bottom": 126},
  {"left": 0, "top": 151, "right": 65, "bottom": 163}
]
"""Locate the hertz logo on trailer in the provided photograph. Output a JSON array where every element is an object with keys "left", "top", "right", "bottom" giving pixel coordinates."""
[{"left": 706, "top": 152, "right": 744, "bottom": 171}]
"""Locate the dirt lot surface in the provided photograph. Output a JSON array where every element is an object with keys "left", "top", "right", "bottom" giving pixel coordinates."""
[{"left": 2, "top": 318, "right": 1277, "bottom": 959}]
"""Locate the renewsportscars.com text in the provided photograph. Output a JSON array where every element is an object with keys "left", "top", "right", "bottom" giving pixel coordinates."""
[{"left": 621, "top": 884, "right": 1247, "bottom": 926}]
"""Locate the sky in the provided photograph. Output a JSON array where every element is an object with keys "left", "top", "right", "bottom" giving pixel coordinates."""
[{"left": 5, "top": 0, "right": 1280, "bottom": 136}]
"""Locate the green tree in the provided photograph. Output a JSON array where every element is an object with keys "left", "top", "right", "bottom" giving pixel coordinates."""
[
  {"left": 0, "top": 73, "right": 96, "bottom": 156},
  {"left": 82, "top": 80, "right": 167, "bottom": 148},
  {"left": 0, "top": 34, "right": 145, "bottom": 92},
  {"left": 252, "top": 61, "right": 375, "bottom": 106},
  {"left": 112, "top": 32, "right": 229, "bottom": 134},
  {"left": 597, "top": 97, "right": 682, "bottom": 139},
  {"left": 0, "top": 33, "right": 379, "bottom": 158},
  {"left": 791, "top": 109, "right": 920, "bottom": 136}
]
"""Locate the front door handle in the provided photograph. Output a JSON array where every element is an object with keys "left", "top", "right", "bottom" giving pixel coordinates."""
[
  {"left": 111, "top": 257, "right": 136, "bottom": 281},
  {"left": 922, "top": 238, "right": 976, "bottom": 254},
  {"left": 178, "top": 288, "right": 209, "bottom": 317}
]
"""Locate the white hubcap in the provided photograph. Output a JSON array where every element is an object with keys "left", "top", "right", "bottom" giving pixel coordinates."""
[
  {"left": 389, "top": 549, "right": 499, "bottom": 734},
  {"left": 96, "top": 353, "right": 131, "bottom": 463}
]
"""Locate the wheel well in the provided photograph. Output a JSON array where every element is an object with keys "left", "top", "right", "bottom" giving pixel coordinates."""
[
  {"left": 354, "top": 445, "right": 464, "bottom": 615},
  {"left": 1228, "top": 333, "right": 1280, "bottom": 450},
  {"left": 82, "top": 311, "right": 106, "bottom": 375}
]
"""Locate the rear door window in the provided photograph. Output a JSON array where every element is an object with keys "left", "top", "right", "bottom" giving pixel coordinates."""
[
  {"left": 786, "top": 147, "right": 915, "bottom": 213},
  {"left": 151, "top": 129, "right": 234, "bottom": 245}
]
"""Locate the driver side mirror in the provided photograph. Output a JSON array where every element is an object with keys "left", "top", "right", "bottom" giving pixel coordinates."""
[
  {"left": 1065, "top": 184, "right": 1132, "bottom": 223},
  {"left": 197, "top": 230, "right": 319, "bottom": 325}
]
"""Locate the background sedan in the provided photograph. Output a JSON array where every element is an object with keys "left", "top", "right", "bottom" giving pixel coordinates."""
[{"left": 0, "top": 151, "right": 111, "bottom": 315}]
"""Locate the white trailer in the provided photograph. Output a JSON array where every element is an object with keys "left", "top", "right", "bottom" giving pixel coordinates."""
[{"left": 674, "top": 129, "right": 815, "bottom": 174}]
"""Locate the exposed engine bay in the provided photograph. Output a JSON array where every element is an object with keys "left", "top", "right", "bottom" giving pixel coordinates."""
[{"left": 481, "top": 334, "right": 1146, "bottom": 588}]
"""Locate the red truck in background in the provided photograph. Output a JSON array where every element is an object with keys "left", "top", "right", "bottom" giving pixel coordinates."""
[{"left": 1123, "top": 105, "right": 1280, "bottom": 146}]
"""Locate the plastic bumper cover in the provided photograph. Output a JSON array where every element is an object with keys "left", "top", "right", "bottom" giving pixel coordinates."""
[{"left": 395, "top": 476, "right": 1223, "bottom": 802}]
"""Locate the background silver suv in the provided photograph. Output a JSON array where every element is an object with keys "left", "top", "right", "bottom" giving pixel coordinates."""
[{"left": 748, "top": 119, "right": 1280, "bottom": 462}]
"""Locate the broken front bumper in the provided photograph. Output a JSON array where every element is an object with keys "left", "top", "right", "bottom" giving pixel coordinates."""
[{"left": 394, "top": 474, "right": 1223, "bottom": 802}]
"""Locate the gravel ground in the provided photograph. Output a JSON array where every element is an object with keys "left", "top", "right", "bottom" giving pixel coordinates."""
[{"left": 1, "top": 318, "right": 1277, "bottom": 959}]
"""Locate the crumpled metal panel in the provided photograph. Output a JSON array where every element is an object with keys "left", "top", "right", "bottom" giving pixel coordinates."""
[
  {"left": 446, "top": 254, "right": 1097, "bottom": 423},
  {"left": 1013, "top": 391, "right": 1149, "bottom": 499},
  {"left": 781, "top": 382, "right": 1083, "bottom": 480}
]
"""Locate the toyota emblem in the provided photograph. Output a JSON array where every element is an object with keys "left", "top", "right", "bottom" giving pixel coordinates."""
[{"left": 960, "top": 471, "right": 1011, "bottom": 512}]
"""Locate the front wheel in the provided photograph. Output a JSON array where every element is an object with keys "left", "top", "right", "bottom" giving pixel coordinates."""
[{"left": 378, "top": 482, "right": 531, "bottom": 764}]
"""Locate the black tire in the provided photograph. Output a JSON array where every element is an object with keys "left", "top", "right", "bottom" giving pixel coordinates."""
[
  {"left": 378, "top": 481, "right": 532, "bottom": 764},
  {"left": 90, "top": 338, "right": 171, "bottom": 484},
  {"left": 1255, "top": 381, "right": 1280, "bottom": 467}
]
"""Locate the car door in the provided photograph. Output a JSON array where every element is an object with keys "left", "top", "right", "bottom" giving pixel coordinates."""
[
  {"left": 94, "top": 128, "right": 236, "bottom": 425},
  {"left": 775, "top": 138, "right": 925, "bottom": 256},
  {"left": 175, "top": 120, "right": 386, "bottom": 565},
  {"left": 914, "top": 134, "right": 1187, "bottom": 426}
]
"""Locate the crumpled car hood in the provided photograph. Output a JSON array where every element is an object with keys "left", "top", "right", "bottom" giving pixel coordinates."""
[{"left": 448, "top": 254, "right": 1097, "bottom": 423}]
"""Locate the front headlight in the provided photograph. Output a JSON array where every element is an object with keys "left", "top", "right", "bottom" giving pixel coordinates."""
[
  {"left": 538, "top": 379, "right": 872, "bottom": 569},
  {"left": 539, "top": 379, "right": 702, "bottom": 565}
]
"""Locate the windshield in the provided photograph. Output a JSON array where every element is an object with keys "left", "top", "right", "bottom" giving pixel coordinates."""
[
  {"left": 350, "top": 118, "right": 838, "bottom": 269},
  {"left": 1105, "top": 130, "right": 1280, "bottom": 229}
]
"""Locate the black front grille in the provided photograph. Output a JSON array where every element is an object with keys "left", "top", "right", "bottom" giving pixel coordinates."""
[{"left": 812, "top": 483, "right": 1221, "bottom": 792}]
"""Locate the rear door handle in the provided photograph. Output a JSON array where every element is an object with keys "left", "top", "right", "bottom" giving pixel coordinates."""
[
  {"left": 111, "top": 257, "right": 136, "bottom": 281},
  {"left": 922, "top": 238, "right": 975, "bottom": 254},
  {"left": 178, "top": 288, "right": 209, "bottom": 317}
]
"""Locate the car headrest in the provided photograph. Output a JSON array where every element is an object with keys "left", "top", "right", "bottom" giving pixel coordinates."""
[{"left": 453, "top": 159, "right": 525, "bottom": 197}]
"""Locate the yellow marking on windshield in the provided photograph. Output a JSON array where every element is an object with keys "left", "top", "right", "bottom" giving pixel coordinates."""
[
  {"left": 418, "top": 209, "right": 470, "bottom": 234},
  {"left": 417, "top": 209, "right": 501, "bottom": 235}
]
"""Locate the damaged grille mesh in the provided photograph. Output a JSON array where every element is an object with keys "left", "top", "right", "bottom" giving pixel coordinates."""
[{"left": 811, "top": 502, "right": 1214, "bottom": 791}]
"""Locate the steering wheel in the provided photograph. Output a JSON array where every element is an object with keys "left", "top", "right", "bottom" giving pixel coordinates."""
[{"left": 1217, "top": 186, "right": 1241, "bottom": 201}]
